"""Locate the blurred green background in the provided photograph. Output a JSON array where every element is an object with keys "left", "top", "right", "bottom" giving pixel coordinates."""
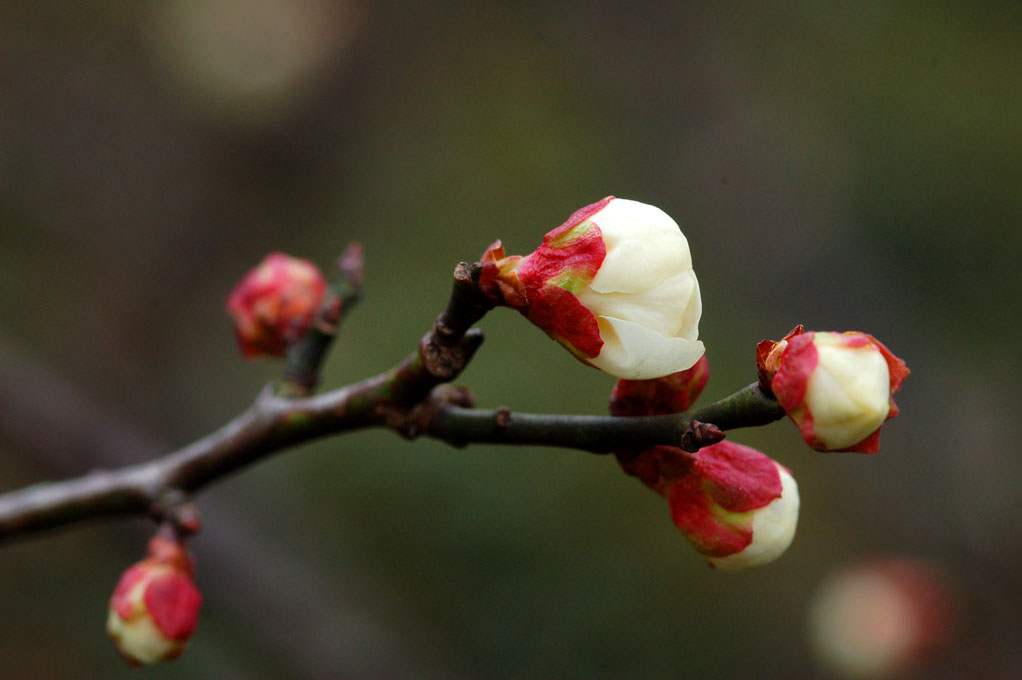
[{"left": 1, "top": 1, "right": 1019, "bottom": 678}]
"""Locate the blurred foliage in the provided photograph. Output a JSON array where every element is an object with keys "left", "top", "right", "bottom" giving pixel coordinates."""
[{"left": 0, "top": 1, "right": 1019, "bottom": 678}]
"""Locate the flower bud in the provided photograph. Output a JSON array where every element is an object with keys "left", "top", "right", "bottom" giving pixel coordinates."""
[
  {"left": 226, "top": 252, "right": 326, "bottom": 358},
  {"left": 667, "top": 441, "right": 800, "bottom": 571},
  {"left": 107, "top": 534, "right": 202, "bottom": 665},
  {"left": 808, "top": 558, "right": 954, "bottom": 679},
  {"left": 480, "top": 196, "right": 704, "bottom": 379},
  {"left": 758, "top": 327, "right": 909, "bottom": 453},
  {"left": 609, "top": 355, "right": 709, "bottom": 417}
]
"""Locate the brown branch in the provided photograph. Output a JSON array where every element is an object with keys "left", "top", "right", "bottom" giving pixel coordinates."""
[
  {"left": 281, "top": 242, "right": 365, "bottom": 395},
  {"left": 0, "top": 258, "right": 785, "bottom": 543},
  {"left": 420, "top": 382, "right": 783, "bottom": 453},
  {"left": 0, "top": 333, "right": 437, "bottom": 677},
  {"left": 0, "top": 378, "right": 784, "bottom": 541},
  {"left": 0, "top": 262, "right": 491, "bottom": 541}
]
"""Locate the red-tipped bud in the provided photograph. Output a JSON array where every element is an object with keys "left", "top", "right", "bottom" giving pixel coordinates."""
[
  {"left": 107, "top": 534, "right": 202, "bottom": 666},
  {"left": 808, "top": 558, "right": 954, "bottom": 679},
  {"left": 480, "top": 197, "right": 704, "bottom": 379},
  {"left": 758, "top": 327, "right": 909, "bottom": 453},
  {"left": 226, "top": 252, "right": 326, "bottom": 358},
  {"left": 667, "top": 441, "right": 799, "bottom": 570},
  {"left": 609, "top": 355, "right": 709, "bottom": 417}
]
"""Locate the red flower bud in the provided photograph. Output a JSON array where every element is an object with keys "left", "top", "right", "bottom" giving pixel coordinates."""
[
  {"left": 757, "top": 327, "right": 909, "bottom": 453},
  {"left": 107, "top": 534, "right": 202, "bottom": 665},
  {"left": 226, "top": 252, "right": 326, "bottom": 358},
  {"left": 666, "top": 441, "right": 799, "bottom": 570}
]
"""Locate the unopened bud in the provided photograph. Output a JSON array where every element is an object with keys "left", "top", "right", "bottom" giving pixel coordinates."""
[
  {"left": 667, "top": 441, "right": 799, "bottom": 571},
  {"left": 226, "top": 252, "right": 326, "bottom": 358},
  {"left": 107, "top": 533, "right": 202, "bottom": 665},
  {"left": 758, "top": 327, "right": 909, "bottom": 453}
]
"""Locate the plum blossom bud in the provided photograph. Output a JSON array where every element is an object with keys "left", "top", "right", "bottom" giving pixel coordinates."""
[
  {"left": 480, "top": 196, "right": 704, "bottom": 379},
  {"left": 758, "top": 327, "right": 909, "bottom": 453},
  {"left": 107, "top": 533, "right": 202, "bottom": 665},
  {"left": 808, "top": 558, "right": 954, "bottom": 679},
  {"left": 226, "top": 252, "right": 326, "bottom": 358},
  {"left": 667, "top": 441, "right": 799, "bottom": 571},
  {"left": 610, "top": 355, "right": 709, "bottom": 416}
]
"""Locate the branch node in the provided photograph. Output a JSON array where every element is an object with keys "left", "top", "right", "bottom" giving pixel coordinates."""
[
  {"left": 680, "top": 420, "right": 725, "bottom": 452},
  {"left": 419, "top": 328, "right": 485, "bottom": 380},
  {"left": 404, "top": 384, "right": 476, "bottom": 443},
  {"left": 494, "top": 407, "right": 511, "bottom": 429},
  {"left": 150, "top": 489, "right": 202, "bottom": 536}
]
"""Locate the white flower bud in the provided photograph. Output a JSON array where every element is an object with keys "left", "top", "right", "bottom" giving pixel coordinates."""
[{"left": 484, "top": 197, "right": 704, "bottom": 380}]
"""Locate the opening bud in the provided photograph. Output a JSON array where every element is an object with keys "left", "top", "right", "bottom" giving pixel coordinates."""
[
  {"left": 480, "top": 197, "right": 704, "bottom": 379},
  {"left": 107, "top": 533, "right": 202, "bottom": 665},
  {"left": 758, "top": 327, "right": 909, "bottom": 453},
  {"left": 226, "top": 252, "right": 326, "bottom": 358}
]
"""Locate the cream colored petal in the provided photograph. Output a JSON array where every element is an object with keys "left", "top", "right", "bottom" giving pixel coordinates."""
[
  {"left": 107, "top": 610, "right": 182, "bottom": 665},
  {"left": 577, "top": 270, "right": 698, "bottom": 337},
  {"left": 709, "top": 464, "right": 799, "bottom": 571},
  {"left": 806, "top": 341, "right": 890, "bottom": 449},
  {"left": 588, "top": 316, "right": 705, "bottom": 380},
  {"left": 589, "top": 199, "right": 692, "bottom": 294},
  {"left": 678, "top": 272, "right": 702, "bottom": 341}
]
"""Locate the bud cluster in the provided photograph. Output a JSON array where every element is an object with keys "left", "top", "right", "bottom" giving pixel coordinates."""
[{"left": 610, "top": 358, "right": 800, "bottom": 571}]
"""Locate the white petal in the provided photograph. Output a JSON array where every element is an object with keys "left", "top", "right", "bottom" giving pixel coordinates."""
[
  {"left": 588, "top": 316, "right": 705, "bottom": 380},
  {"left": 588, "top": 199, "right": 692, "bottom": 294},
  {"left": 709, "top": 464, "right": 799, "bottom": 571},
  {"left": 806, "top": 337, "right": 890, "bottom": 449},
  {"left": 577, "top": 270, "right": 698, "bottom": 337}
]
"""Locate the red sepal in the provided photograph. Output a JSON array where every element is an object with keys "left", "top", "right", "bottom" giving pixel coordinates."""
[
  {"left": 144, "top": 572, "right": 202, "bottom": 641},
  {"left": 478, "top": 240, "right": 526, "bottom": 309},
  {"left": 770, "top": 331, "right": 818, "bottom": 415},
  {"left": 667, "top": 441, "right": 783, "bottom": 558},
  {"left": 526, "top": 284, "right": 603, "bottom": 358},
  {"left": 111, "top": 565, "right": 148, "bottom": 620},
  {"left": 756, "top": 325, "right": 804, "bottom": 389}
]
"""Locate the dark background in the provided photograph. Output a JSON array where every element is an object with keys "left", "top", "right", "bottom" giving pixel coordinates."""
[{"left": 1, "top": 1, "right": 1019, "bottom": 678}]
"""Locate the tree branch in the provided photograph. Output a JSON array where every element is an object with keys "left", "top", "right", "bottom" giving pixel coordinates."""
[
  {"left": 281, "top": 242, "right": 365, "bottom": 395},
  {"left": 0, "top": 257, "right": 785, "bottom": 543}
]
